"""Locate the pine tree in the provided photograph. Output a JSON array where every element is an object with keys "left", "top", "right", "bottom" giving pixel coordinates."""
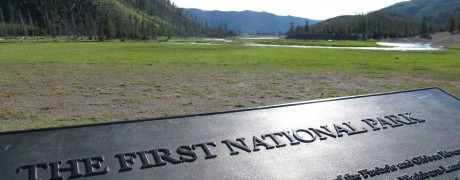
[
  {"left": 103, "top": 14, "right": 114, "bottom": 40},
  {"left": 457, "top": 15, "right": 460, "bottom": 33},
  {"left": 304, "top": 21, "right": 310, "bottom": 34},
  {"left": 0, "top": 7, "right": 4, "bottom": 36},
  {"left": 288, "top": 22, "right": 294, "bottom": 35},
  {"left": 295, "top": 25, "right": 302, "bottom": 34},
  {"left": 28, "top": 12, "right": 34, "bottom": 37},
  {"left": 421, "top": 16, "right": 428, "bottom": 35},
  {"left": 0, "top": 7, "right": 4, "bottom": 24},
  {"left": 447, "top": 16, "right": 455, "bottom": 35}
]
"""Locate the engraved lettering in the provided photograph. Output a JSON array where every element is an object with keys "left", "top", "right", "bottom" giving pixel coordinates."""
[
  {"left": 150, "top": 149, "right": 182, "bottom": 166},
  {"left": 385, "top": 115, "right": 415, "bottom": 125},
  {"left": 362, "top": 165, "right": 397, "bottom": 177},
  {"left": 361, "top": 119, "right": 380, "bottom": 131},
  {"left": 81, "top": 156, "right": 109, "bottom": 177},
  {"left": 14, "top": 112, "right": 430, "bottom": 179},
  {"left": 398, "top": 112, "right": 425, "bottom": 123},
  {"left": 410, "top": 154, "right": 443, "bottom": 165},
  {"left": 281, "top": 131, "right": 300, "bottom": 145},
  {"left": 49, "top": 159, "right": 82, "bottom": 180},
  {"left": 293, "top": 129, "right": 316, "bottom": 143},
  {"left": 437, "top": 149, "right": 460, "bottom": 158},
  {"left": 397, "top": 160, "right": 414, "bottom": 169},
  {"left": 136, "top": 151, "right": 154, "bottom": 169},
  {"left": 446, "top": 160, "right": 460, "bottom": 173},
  {"left": 221, "top": 138, "right": 252, "bottom": 155},
  {"left": 252, "top": 136, "right": 275, "bottom": 151},
  {"left": 377, "top": 117, "right": 399, "bottom": 129},
  {"left": 309, "top": 126, "right": 336, "bottom": 140},
  {"left": 342, "top": 122, "right": 368, "bottom": 135},
  {"left": 192, "top": 142, "right": 218, "bottom": 159},
  {"left": 343, "top": 173, "right": 360, "bottom": 180},
  {"left": 176, "top": 145, "right": 198, "bottom": 162},
  {"left": 333, "top": 124, "right": 354, "bottom": 137},
  {"left": 384, "top": 115, "right": 404, "bottom": 127},
  {"left": 114, "top": 153, "right": 137, "bottom": 172},
  {"left": 16, "top": 163, "right": 48, "bottom": 180},
  {"left": 262, "top": 132, "right": 286, "bottom": 148},
  {"left": 398, "top": 166, "right": 446, "bottom": 179}
]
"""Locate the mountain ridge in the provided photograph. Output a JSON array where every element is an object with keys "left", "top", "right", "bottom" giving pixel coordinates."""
[{"left": 184, "top": 8, "right": 320, "bottom": 35}]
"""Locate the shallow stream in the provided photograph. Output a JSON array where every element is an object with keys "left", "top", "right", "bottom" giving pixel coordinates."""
[
  {"left": 246, "top": 42, "right": 444, "bottom": 51},
  {"left": 158, "top": 39, "right": 444, "bottom": 51}
]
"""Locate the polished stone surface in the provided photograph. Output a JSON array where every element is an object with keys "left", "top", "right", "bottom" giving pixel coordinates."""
[{"left": 1, "top": 87, "right": 459, "bottom": 179}]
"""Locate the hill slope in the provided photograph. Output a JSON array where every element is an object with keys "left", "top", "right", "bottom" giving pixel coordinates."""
[
  {"left": 309, "top": 11, "right": 421, "bottom": 39},
  {"left": 307, "top": 0, "right": 460, "bottom": 39},
  {"left": 0, "top": 0, "right": 227, "bottom": 38},
  {"left": 185, "top": 9, "right": 319, "bottom": 35},
  {"left": 381, "top": 0, "right": 460, "bottom": 23}
]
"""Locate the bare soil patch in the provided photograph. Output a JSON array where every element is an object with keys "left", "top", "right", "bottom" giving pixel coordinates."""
[{"left": 1, "top": 64, "right": 458, "bottom": 131}]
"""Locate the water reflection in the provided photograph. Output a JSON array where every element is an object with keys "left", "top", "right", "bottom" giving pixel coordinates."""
[
  {"left": 246, "top": 42, "right": 444, "bottom": 51},
  {"left": 158, "top": 40, "right": 444, "bottom": 51},
  {"left": 239, "top": 37, "right": 281, "bottom": 40}
]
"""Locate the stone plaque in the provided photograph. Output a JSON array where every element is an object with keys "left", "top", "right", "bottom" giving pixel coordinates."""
[{"left": 1, "top": 87, "right": 460, "bottom": 180}]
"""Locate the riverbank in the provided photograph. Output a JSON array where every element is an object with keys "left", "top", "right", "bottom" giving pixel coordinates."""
[{"left": 383, "top": 32, "right": 460, "bottom": 47}]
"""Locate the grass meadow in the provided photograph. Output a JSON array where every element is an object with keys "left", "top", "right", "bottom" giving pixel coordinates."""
[{"left": 0, "top": 40, "right": 459, "bottom": 131}]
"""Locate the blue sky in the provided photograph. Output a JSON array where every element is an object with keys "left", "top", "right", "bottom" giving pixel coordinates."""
[{"left": 170, "top": 0, "right": 410, "bottom": 20}]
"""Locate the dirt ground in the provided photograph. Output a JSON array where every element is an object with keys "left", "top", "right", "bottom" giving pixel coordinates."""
[{"left": 1, "top": 64, "right": 458, "bottom": 128}]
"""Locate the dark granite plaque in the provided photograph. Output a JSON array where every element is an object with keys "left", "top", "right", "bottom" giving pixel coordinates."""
[{"left": 1, "top": 87, "right": 460, "bottom": 180}]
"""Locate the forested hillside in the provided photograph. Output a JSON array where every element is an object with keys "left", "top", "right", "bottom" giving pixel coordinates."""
[
  {"left": 307, "top": 12, "right": 422, "bottom": 39},
  {"left": 290, "top": 0, "right": 460, "bottom": 40},
  {"left": 185, "top": 9, "right": 319, "bottom": 35},
  {"left": 381, "top": 0, "right": 460, "bottom": 23},
  {"left": 0, "top": 0, "right": 233, "bottom": 39}
]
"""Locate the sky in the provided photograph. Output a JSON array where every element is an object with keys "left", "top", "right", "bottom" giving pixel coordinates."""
[{"left": 170, "top": 0, "right": 410, "bottom": 20}]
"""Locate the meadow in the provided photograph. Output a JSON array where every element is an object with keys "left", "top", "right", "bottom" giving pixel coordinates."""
[{"left": 0, "top": 39, "right": 459, "bottom": 132}]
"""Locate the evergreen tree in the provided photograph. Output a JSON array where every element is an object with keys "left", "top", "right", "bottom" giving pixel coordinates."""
[
  {"left": 288, "top": 22, "right": 294, "bottom": 35},
  {"left": 103, "top": 15, "right": 114, "bottom": 39},
  {"left": 295, "top": 25, "right": 302, "bottom": 34},
  {"left": 421, "top": 16, "right": 428, "bottom": 35},
  {"left": 447, "top": 16, "right": 455, "bottom": 35},
  {"left": 457, "top": 15, "right": 460, "bottom": 33},
  {"left": 304, "top": 21, "right": 310, "bottom": 33},
  {"left": 0, "top": 7, "right": 4, "bottom": 36},
  {"left": 0, "top": 0, "right": 234, "bottom": 39},
  {"left": 307, "top": 11, "right": 423, "bottom": 39},
  {"left": 0, "top": 7, "right": 3, "bottom": 23}
]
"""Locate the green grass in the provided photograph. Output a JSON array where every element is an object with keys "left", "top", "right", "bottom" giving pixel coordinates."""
[
  {"left": 0, "top": 41, "right": 458, "bottom": 80},
  {"left": 0, "top": 40, "right": 459, "bottom": 131}
]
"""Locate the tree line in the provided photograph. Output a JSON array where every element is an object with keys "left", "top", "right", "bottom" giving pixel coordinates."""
[
  {"left": 287, "top": 11, "right": 460, "bottom": 40},
  {"left": 0, "top": 0, "right": 235, "bottom": 40},
  {"left": 447, "top": 15, "right": 460, "bottom": 35}
]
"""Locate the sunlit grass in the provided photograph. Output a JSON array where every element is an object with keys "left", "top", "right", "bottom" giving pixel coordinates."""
[{"left": 0, "top": 40, "right": 459, "bottom": 131}]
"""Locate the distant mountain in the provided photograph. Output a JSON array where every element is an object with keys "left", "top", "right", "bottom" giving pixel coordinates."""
[
  {"left": 184, "top": 9, "right": 320, "bottom": 35},
  {"left": 381, "top": 0, "right": 460, "bottom": 23}
]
